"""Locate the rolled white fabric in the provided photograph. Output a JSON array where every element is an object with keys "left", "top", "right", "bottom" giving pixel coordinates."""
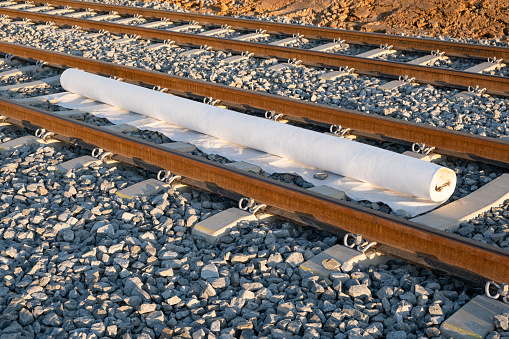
[{"left": 60, "top": 69, "right": 456, "bottom": 202}]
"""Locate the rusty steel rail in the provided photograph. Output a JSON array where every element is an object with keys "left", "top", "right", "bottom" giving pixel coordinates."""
[
  {"left": 1, "top": 96, "right": 509, "bottom": 283},
  {"left": 1, "top": 41, "right": 508, "bottom": 166},
  {"left": 19, "top": 0, "right": 509, "bottom": 60},
  {"left": 3, "top": 8, "right": 509, "bottom": 96}
]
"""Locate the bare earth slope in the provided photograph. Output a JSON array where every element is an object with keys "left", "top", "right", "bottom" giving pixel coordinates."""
[{"left": 172, "top": 0, "right": 509, "bottom": 42}]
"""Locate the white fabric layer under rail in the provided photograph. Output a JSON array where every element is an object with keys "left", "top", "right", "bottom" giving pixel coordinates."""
[{"left": 45, "top": 91, "right": 448, "bottom": 217}]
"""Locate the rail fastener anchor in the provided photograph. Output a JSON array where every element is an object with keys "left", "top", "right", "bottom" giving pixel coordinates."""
[
  {"left": 239, "top": 197, "right": 266, "bottom": 217},
  {"left": 157, "top": 169, "right": 181, "bottom": 185},
  {"left": 265, "top": 110, "right": 284, "bottom": 122},
  {"left": 330, "top": 124, "right": 351, "bottom": 138},
  {"left": 468, "top": 85, "right": 487, "bottom": 95},
  {"left": 412, "top": 142, "right": 435, "bottom": 156},
  {"left": 486, "top": 281, "right": 509, "bottom": 303},
  {"left": 35, "top": 128, "right": 54, "bottom": 141},
  {"left": 92, "top": 148, "right": 114, "bottom": 162},
  {"left": 203, "top": 97, "right": 220, "bottom": 106},
  {"left": 343, "top": 233, "right": 377, "bottom": 254}
]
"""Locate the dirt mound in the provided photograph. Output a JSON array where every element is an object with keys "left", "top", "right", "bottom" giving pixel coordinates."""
[{"left": 171, "top": 0, "right": 509, "bottom": 42}]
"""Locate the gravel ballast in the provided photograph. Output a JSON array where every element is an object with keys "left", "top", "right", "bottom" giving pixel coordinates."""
[
  {"left": 0, "top": 128, "right": 482, "bottom": 339},
  {"left": 452, "top": 199, "right": 509, "bottom": 250},
  {"left": 0, "top": 8, "right": 507, "bottom": 338}
]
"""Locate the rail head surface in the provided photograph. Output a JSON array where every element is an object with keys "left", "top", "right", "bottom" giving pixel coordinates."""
[
  {"left": 26, "top": 0, "right": 509, "bottom": 60},
  {"left": 0, "top": 41, "right": 508, "bottom": 166},
  {"left": 1, "top": 97, "right": 509, "bottom": 283},
  {"left": 2, "top": 8, "right": 509, "bottom": 96}
]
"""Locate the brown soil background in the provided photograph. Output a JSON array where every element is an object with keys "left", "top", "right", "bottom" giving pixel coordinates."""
[{"left": 170, "top": 0, "right": 509, "bottom": 42}]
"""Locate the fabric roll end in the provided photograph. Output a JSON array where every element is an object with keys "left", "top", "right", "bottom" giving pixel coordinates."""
[{"left": 429, "top": 168, "right": 457, "bottom": 202}]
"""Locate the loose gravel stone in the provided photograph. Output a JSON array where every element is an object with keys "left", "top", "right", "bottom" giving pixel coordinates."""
[
  {"left": 450, "top": 199, "right": 509, "bottom": 249},
  {"left": 494, "top": 314, "right": 509, "bottom": 331},
  {"left": 313, "top": 172, "right": 328, "bottom": 180},
  {"left": 19, "top": 308, "right": 34, "bottom": 326},
  {"left": 322, "top": 258, "right": 341, "bottom": 271},
  {"left": 348, "top": 284, "right": 372, "bottom": 299}
]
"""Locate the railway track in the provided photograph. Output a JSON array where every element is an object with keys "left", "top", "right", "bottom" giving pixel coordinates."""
[
  {"left": 0, "top": 42, "right": 507, "bottom": 167},
  {"left": 1, "top": 0, "right": 509, "bottom": 96},
  {"left": 0, "top": 52, "right": 507, "bottom": 286},
  {"left": 1, "top": 9, "right": 509, "bottom": 338},
  {"left": 3, "top": 0, "right": 509, "bottom": 59}
]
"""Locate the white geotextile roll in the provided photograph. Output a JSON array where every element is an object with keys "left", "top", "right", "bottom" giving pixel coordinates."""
[{"left": 60, "top": 69, "right": 456, "bottom": 202}]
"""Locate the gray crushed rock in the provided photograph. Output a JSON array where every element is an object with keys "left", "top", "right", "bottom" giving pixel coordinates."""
[
  {"left": 451, "top": 199, "right": 509, "bottom": 250},
  {"left": 0, "top": 118, "right": 484, "bottom": 339}
]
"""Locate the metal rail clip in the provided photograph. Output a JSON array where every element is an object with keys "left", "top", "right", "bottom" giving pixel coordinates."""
[
  {"left": 333, "top": 38, "right": 346, "bottom": 47},
  {"left": 241, "top": 51, "right": 254, "bottom": 58},
  {"left": 486, "top": 281, "right": 509, "bottom": 303},
  {"left": 157, "top": 170, "right": 181, "bottom": 185},
  {"left": 152, "top": 86, "right": 168, "bottom": 93},
  {"left": 380, "top": 43, "right": 393, "bottom": 50},
  {"left": 344, "top": 233, "right": 377, "bottom": 253},
  {"left": 468, "top": 85, "right": 486, "bottom": 95},
  {"left": 412, "top": 142, "right": 435, "bottom": 155},
  {"left": 35, "top": 128, "right": 54, "bottom": 141},
  {"left": 431, "top": 50, "right": 445, "bottom": 57},
  {"left": 293, "top": 33, "right": 304, "bottom": 41},
  {"left": 338, "top": 66, "right": 355, "bottom": 74},
  {"left": 203, "top": 97, "right": 220, "bottom": 106},
  {"left": 399, "top": 75, "right": 416, "bottom": 84},
  {"left": 288, "top": 58, "right": 302, "bottom": 66},
  {"left": 488, "top": 56, "right": 503, "bottom": 64},
  {"left": 239, "top": 197, "right": 266, "bottom": 216},
  {"left": 330, "top": 124, "right": 351, "bottom": 138},
  {"left": 265, "top": 110, "right": 283, "bottom": 122},
  {"left": 92, "top": 148, "right": 113, "bottom": 162}
]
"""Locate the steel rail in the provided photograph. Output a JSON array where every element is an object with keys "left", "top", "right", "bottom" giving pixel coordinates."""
[
  {"left": 1, "top": 41, "right": 508, "bottom": 167},
  {"left": 20, "top": 0, "right": 509, "bottom": 60},
  {"left": 2, "top": 97, "right": 509, "bottom": 283},
  {"left": 2, "top": 8, "right": 509, "bottom": 96}
]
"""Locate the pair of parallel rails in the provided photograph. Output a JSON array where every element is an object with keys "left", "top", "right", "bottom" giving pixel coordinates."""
[
  {"left": 0, "top": 1, "right": 508, "bottom": 284},
  {"left": 2, "top": 0, "right": 509, "bottom": 95}
]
